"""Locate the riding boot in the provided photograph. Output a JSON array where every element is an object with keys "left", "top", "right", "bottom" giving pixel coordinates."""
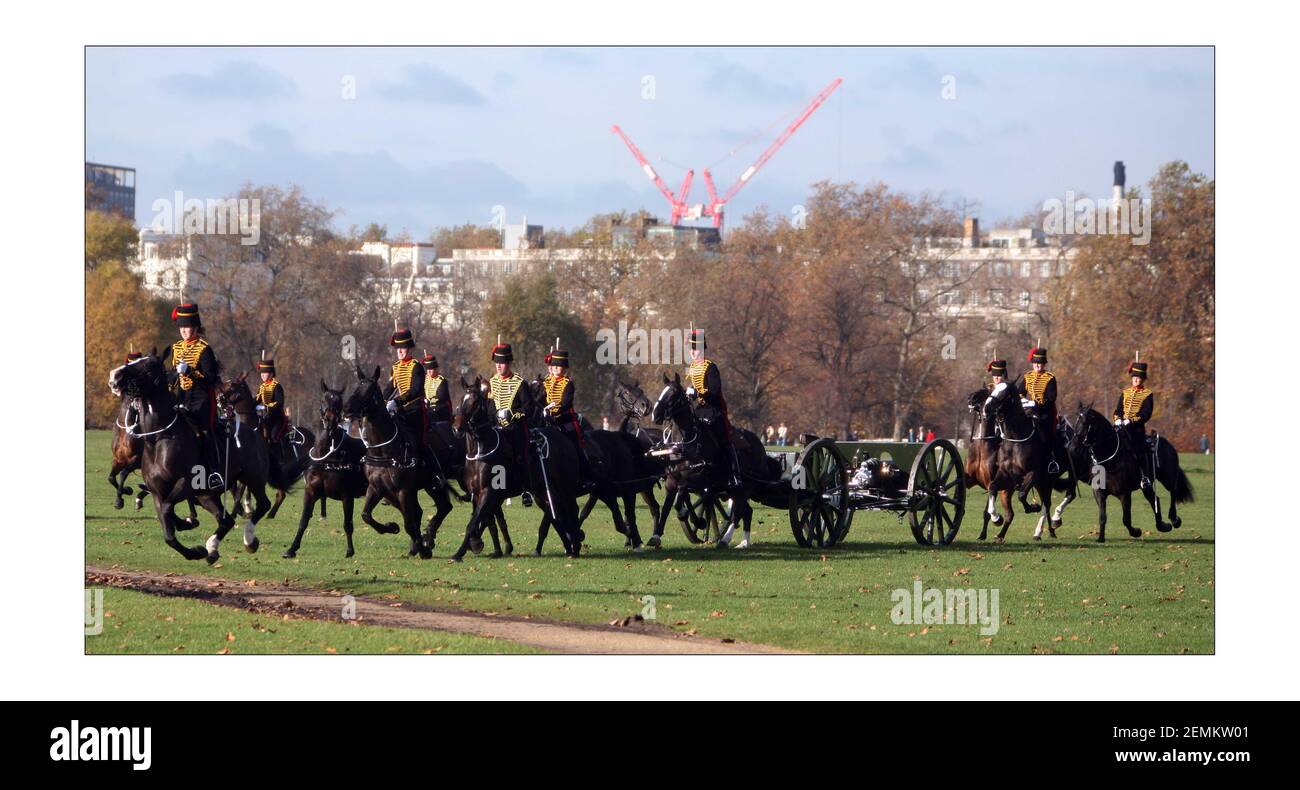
[{"left": 728, "top": 445, "right": 743, "bottom": 490}]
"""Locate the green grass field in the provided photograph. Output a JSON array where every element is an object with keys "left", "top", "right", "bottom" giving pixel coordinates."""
[{"left": 85, "top": 430, "right": 1214, "bottom": 654}]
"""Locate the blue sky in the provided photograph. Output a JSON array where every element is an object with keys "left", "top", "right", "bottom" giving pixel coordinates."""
[{"left": 86, "top": 46, "right": 1213, "bottom": 236}]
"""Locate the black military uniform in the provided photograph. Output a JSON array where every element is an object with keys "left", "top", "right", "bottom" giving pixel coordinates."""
[
  {"left": 542, "top": 348, "right": 597, "bottom": 487},
  {"left": 422, "top": 352, "right": 452, "bottom": 423},
  {"left": 488, "top": 343, "right": 535, "bottom": 427},
  {"left": 1114, "top": 360, "right": 1155, "bottom": 488},
  {"left": 254, "top": 358, "right": 287, "bottom": 444},
  {"left": 383, "top": 328, "right": 430, "bottom": 466},
  {"left": 165, "top": 302, "right": 222, "bottom": 463},
  {"left": 685, "top": 328, "right": 741, "bottom": 488},
  {"left": 980, "top": 358, "right": 1009, "bottom": 438}
]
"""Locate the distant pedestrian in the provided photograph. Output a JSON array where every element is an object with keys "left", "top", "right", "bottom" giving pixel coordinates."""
[
  {"left": 765, "top": 424, "right": 776, "bottom": 445},
  {"left": 925, "top": 428, "right": 936, "bottom": 442},
  {"left": 601, "top": 414, "right": 610, "bottom": 432},
  {"left": 777, "top": 422, "right": 788, "bottom": 447},
  {"left": 1200, "top": 434, "right": 1210, "bottom": 454}
]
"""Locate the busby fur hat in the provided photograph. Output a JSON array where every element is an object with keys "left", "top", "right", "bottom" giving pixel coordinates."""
[
  {"left": 545, "top": 349, "right": 570, "bottom": 368},
  {"left": 689, "top": 328, "right": 706, "bottom": 350},
  {"left": 986, "top": 358, "right": 1008, "bottom": 376},
  {"left": 390, "top": 328, "right": 414, "bottom": 348},
  {"left": 1028, "top": 347, "right": 1047, "bottom": 365},
  {"left": 256, "top": 359, "right": 276, "bottom": 374},
  {"left": 171, "top": 302, "right": 202, "bottom": 329},
  {"left": 125, "top": 351, "right": 143, "bottom": 364},
  {"left": 1128, "top": 361, "right": 1148, "bottom": 379},
  {"left": 422, "top": 352, "right": 438, "bottom": 369},
  {"left": 491, "top": 343, "right": 513, "bottom": 363}
]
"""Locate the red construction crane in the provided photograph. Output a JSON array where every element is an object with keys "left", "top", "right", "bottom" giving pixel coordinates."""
[{"left": 612, "top": 76, "right": 842, "bottom": 231}]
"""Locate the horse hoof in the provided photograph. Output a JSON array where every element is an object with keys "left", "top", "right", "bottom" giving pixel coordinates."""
[
  {"left": 385, "top": 523, "right": 400, "bottom": 534},
  {"left": 345, "top": 549, "right": 355, "bottom": 558},
  {"left": 419, "top": 549, "right": 433, "bottom": 560},
  {"left": 113, "top": 499, "right": 124, "bottom": 510},
  {"left": 206, "top": 550, "right": 220, "bottom": 565},
  {"left": 1048, "top": 529, "right": 1058, "bottom": 539},
  {"left": 1097, "top": 536, "right": 1106, "bottom": 543},
  {"left": 991, "top": 516, "right": 1003, "bottom": 527},
  {"left": 281, "top": 549, "right": 296, "bottom": 559},
  {"left": 1033, "top": 535, "right": 1041, "bottom": 541},
  {"left": 1128, "top": 528, "right": 1143, "bottom": 538},
  {"left": 449, "top": 555, "right": 464, "bottom": 563},
  {"left": 576, "top": 529, "right": 587, "bottom": 542},
  {"left": 533, "top": 549, "right": 542, "bottom": 557},
  {"left": 470, "top": 540, "right": 483, "bottom": 554},
  {"left": 135, "top": 501, "right": 144, "bottom": 512},
  {"left": 647, "top": 535, "right": 662, "bottom": 548},
  {"left": 1024, "top": 504, "right": 1042, "bottom": 514},
  {"left": 1156, "top": 522, "right": 1172, "bottom": 533},
  {"left": 244, "top": 537, "right": 259, "bottom": 554},
  {"left": 505, "top": 545, "right": 514, "bottom": 555},
  {"left": 1050, "top": 518, "right": 1063, "bottom": 530},
  {"left": 633, "top": 545, "right": 645, "bottom": 554},
  {"left": 1171, "top": 517, "right": 1182, "bottom": 529},
  {"left": 489, "top": 551, "right": 504, "bottom": 559}
]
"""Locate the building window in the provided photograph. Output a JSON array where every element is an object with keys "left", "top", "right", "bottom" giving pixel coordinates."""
[
  {"left": 1040, "top": 261, "right": 1052, "bottom": 277},
  {"left": 504, "top": 262, "right": 512, "bottom": 275},
  {"left": 1020, "top": 261, "right": 1032, "bottom": 278},
  {"left": 968, "top": 291, "right": 980, "bottom": 306},
  {"left": 1019, "top": 291, "right": 1031, "bottom": 307},
  {"left": 991, "top": 289, "right": 1007, "bottom": 306},
  {"left": 993, "top": 261, "right": 1010, "bottom": 277},
  {"left": 1038, "top": 292, "right": 1048, "bottom": 305},
  {"left": 939, "top": 290, "right": 960, "bottom": 305}
]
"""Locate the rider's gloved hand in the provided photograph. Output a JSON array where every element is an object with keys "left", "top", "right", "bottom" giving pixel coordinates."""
[
  {"left": 685, "top": 386, "right": 697, "bottom": 398},
  {"left": 255, "top": 404, "right": 266, "bottom": 414},
  {"left": 386, "top": 400, "right": 398, "bottom": 415},
  {"left": 1020, "top": 398, "right": 1035, "bottom": 409},
  {"left": 177, "top": 360, "right": 190, "bottom": 375},
  {"left": 497, "top": 408, "right": 512, "bottom": 424},
  {"left": 1122, "top": 419, "right": 1130, "bottom": 426},
  {"left": 1113, "top": 418, "right": 1123, "bottom": 426}
]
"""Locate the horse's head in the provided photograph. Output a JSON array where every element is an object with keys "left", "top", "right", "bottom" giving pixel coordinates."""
[
  {"left": 616, "top": 378, "right": 652, "bottom": 418},
  {"left": 966, "top": 388, "right": 991, "bottom": 413},
  {"left": 109, "top": 351, "right": 167, "bottom": 401},
  {"left": 458, "top": 375, "right": 493, "bottom": 432},
  {"left": 651, "top": 372, "right": 687, "bottom": 425},
  {"left": 1074, "top": 401, "right": 1105, "bottom": 448},
  {"left": 218, "top": 373, "right": 254, "bottom": 416},
  {"left": 319, "top": 378, "right": 346, "bottom": 435},
  {"left": 342, "top": 365, "right": 385, "bottom": 422}
]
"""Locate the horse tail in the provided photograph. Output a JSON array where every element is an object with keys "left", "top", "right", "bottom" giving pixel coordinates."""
[{"left": 1170, "top": 465, "right": 1194, "bottom": 504}]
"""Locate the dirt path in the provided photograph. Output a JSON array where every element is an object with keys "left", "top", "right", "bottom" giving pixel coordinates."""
[{"left": 86, "top": 565, "right": 795, "bottom": 654}]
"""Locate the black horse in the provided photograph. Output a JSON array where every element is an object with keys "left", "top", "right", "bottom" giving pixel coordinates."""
[
  {"left": 219, "top": 373, "right": 314, "bottom": 520},
  {"left": 342, "top": 366, "right": 459, "bottom": 559},
  {"left": 527, "top": 376, "right": 660, "bottom": 554},
  {"left": 1071, "top": 404, "right": 1194, "bottom": 542},
  {"left": 451, "top": 376, "right": 582, "bottom": 561},
  {"left": 109, "top": 353, "right": 271, "bottom": 562},
  {"left": 648, "top": 374, "right": 784, "bottom": 549},
  {"left": 971, "top": 384, "right": 1067, "bottom": 542},
  {"left": 282, "top": 380, "right": 395, "bottom": 558}
]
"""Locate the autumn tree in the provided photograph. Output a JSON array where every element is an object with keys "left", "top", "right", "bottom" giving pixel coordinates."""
[
  {"left": 85, "top": 262, "right": 174, "bottom": 426},
  {"left": 85, "top": 209, "right": 138, "bottom": 271}
]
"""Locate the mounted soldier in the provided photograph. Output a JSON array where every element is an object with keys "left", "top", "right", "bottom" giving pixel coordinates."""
[
  {"left": 165, "top": 301, "right": 223, "bottom": 477},
  {"left": 978, "top": 357, "right": 1009, "bottom": 438},
  {"left": 253, "top": 353, "right": 287, "bottom": 448},
  {"left": 685, "top": 327, "right": 742, "bottom": 489},
  {"left": 541, "top": 344, "right": 600, "bottom": 488},
  {"left": 488, "top": 341, "right": 538, "bottom": 505},
  {"left": 422, "top": 350, "right": 452, "bottom": 423},
  {"left": 1015, "top": 345, "right": 1067, "bottom": 474},
  {"left": 383, "top": 326, "right": 432, "bottom": 469},
  {"left": 1113, "top": 358, "right": 1155, "bottom": 489}
]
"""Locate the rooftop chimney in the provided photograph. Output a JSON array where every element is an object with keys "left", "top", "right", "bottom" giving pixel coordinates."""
[{"left": 963, "top": 217, "right": 980, "bottom": 248}]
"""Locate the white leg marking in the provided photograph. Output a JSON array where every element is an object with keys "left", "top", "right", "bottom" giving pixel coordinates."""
[
  {"left": 243, "top": 521, "right": 257, "bottom": 546},
  {"left": 206, "top": 535, "right": 220, "bottom": 553}
]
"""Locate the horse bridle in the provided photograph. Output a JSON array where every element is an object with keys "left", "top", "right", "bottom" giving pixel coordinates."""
[{"left": 1079, "top": 414, "right": 1122, "bottom": 465}]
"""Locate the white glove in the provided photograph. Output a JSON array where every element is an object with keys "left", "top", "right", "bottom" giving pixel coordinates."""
[
  {"left": 255, "top": 404, "right": 266, "bottom": 414},
  {"left": 1021, "top": 398, "right": 1035, "bottom": 409},
  {"left": 497, "top": 408, "right": 512, "bottom": 423},
  {"left": 386, "top": 400, "right": 398, "bottom": 415},
  {"left": 1123, "top": 419, "right": 1131, "bottom": 426},
  {"left": 177, "top": 360, "right": 190, "bottom": 375},
  {"left": 1113, "top": 418, "right": 1123, "bottom": 426},
  {"left": 685, "top": 386, "right": 697, "bottom": 398}
]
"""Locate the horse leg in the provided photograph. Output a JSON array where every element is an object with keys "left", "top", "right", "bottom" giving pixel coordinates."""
[
  {"left": 134, "top": 484, "right": 150, "bottom": 511},
  {"left": 282, "top": 486, "right": 318, "bottom": 558},
  {"left": 154, "top": 493, "right": 207, "bottom": 561},
  {"left": 1018, "top": 473, "right": 1042, "bottom": 514},
  {"left": 641, "top": 488, "right": 661, "bottom": 531},
  {"left": 995, "top": 489, "right": 1014, "bottom": 542},
  {"left": 266, "top": 487, "right": 286, "bottom": 520},
  {"left": 197, "top": 489, "right": 236, "bottom": 564},
  {"left": 622, "top": 492, "right": 645, "bottom": 551},
  {"left": 1035, "top": 482, "right": 1055, "bottom": 539},
  {"left": 109, "top": 462, "right": 127, "bottom": 509},
  {"left": 1094, "top": 487, "right": 1109, "bottom": 542},
  {"left": 1139, "top": 483, "right": 1169, "bottom": 533},
  {"left": 239, "top": 481, "right": 272, "bottom": 553},
  {"left": 651, "top": 481, "right": 680, "bottom": 547},
  {"left": 342, "top": 497, "right": 356, "bottom": 557},
  {"left": 319, "top": 496, "right": 328, "bottom": 521},
  {"left": 577, "top": 493, "right": 599, "bottom": 528},
  {"left": 534, "top": 511, "right": 552, "bottom": 556},
  {"left": 398, "top": 489, "right": 429, "bottom": 559},
  {"left": 1120, "top": 490, "right": 1142, "bottom": 538},
  {"left": 452, "top": 492, "right": 494, "bottom": 562},
  {"left": 360, "top": 487, "right": 401, "bottom": 536},
  {"left": 425, "top": 485, "right": 454, "bottom": 555}
]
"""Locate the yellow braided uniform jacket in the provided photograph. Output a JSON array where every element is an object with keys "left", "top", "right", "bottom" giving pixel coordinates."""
[
  {"left": 1018, "top": 370, "right": 1056, "bottom": 405},
  {"left": 1115, "top": 386, "right": 1154, "bottom": 424},
  {"left": 490, "top": 373, "right": 526, "bottom": 425},
  {"left": 255, "top": 378, "right": 283, "bottom": 409},
  {"left": 388, "top": 359, "right": 425, "bottom": 413},
  {"left": 169, "top": 338, "right": 215, "bottom": 392},
  {"left": 542, "top": 374, "right": 574, "bottom": 419},
  {"left": 687, "top": 358, "right": 724, "bottom": 409}
]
